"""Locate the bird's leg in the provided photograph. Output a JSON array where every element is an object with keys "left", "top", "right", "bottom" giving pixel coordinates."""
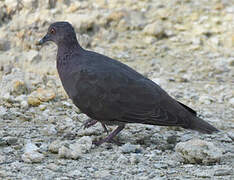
[
  {"left": 101, "top": 123, "right": 109, "bottom": 134},
  {"left": 83, "top": 118, "right": 98, "bottom": 129},
  {"left": 82, "top": 118, "right": 109, "bottom": 134},
  {"left": 93, "top": 125, "right": 125, "bottom": 146}
]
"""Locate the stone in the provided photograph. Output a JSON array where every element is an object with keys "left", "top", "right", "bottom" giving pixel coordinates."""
[
  {"left": 0, "top": 153, "right": 5, "bottom": 163},
  {"left": 121, "top": 143, "right": 142, "bottom": 153},
  {"left": 58, "top": 136, "right": 92, "bottom": 159},
  {"left": 27, "top": 88, "right": 56, "bottom": 106},
  {"left": 41, "top": 125, "right": 57, "bottom": 136},
  {"left": 95, "top": 170, "right": 111, "bottom": 178},
  {"left": 117, "top": 154, "right": 129, "bottom": 164},
  {"left": 58, "top": 145, "right": 71, "bottom": 159},
  {"left": 0, "top": 39, "right": 10, "bottom": 51},
  {"left": 227, "top": 132, "right": 234, "bottom": 141},
  {"left": 175, "top": 139, "right": 223, "bottom": 164},
  {"left": 49, "top": 140, "right": 64, "bottom": 153},
  {"left": 199, "top": 95, "right": 215, "bottom": 105},
  {"left": 214, "top": 168, "right": 232, "bottom": 176},
  {"left": 0, "top": 68, "right": 29, "bottom": 99},
  {"left": 4, "top": 137, "right": 18, "bottom": 145},
  {"left": 143, "top": 21, "right": 166, "bottom": 39},
  {"left": 229, "top": 97, "right": 234, "bottom": 106},
  {"left": 193, "top": 169, "right": 212, "bottom": 178},
  {"left": 0, "top": 106, "right": 7, "bottom": 118},
  {"left": 22, "top": 142, "right": 44, "bottom": 163}
]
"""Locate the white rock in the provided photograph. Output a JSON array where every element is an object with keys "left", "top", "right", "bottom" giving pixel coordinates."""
[
  {"left": 121, "top": 143, "right": 141, "bottom": 153},
  {"left": 0, "top": 106, "right": 7, "bottom": 117},
  {"left": 58, "top": 136, "right": 92, "bottom": 159},
  {"left": 57, "top": 117, "right": 75, "bottom": 133},
  {"left": 22, "top": 0, "right": 38, "bottom": 10},
  {"left": 49, "top": 140, "right": 64, "bottom": 153},
  {"left": 71, "top": 136, "right": 92, "bottom": 154},
  {"left": 22, "top": 151, "right": 44, "bottom": 163},
  {"left": 143, "top": 21, "right": 165, "bottom": 38},
  {"left": 229, "top": 97, "right": 234, "bottom": 106},
  {"left": 22, "top": 142, "right": 44, "bottom": 163},
  {"left": 95, "top": 170, "right": 111, "bottom": 178},
  {"left": 5, "top": 0, "right": 18, "bottom": 11},
  {"left": 214, "top": 168, "right": 232, "bottom": 176},
  {"left": 175, "top": 139, "right": 223, "bottom": 164},
  {"left": 24, "top": 142, "right": 38, "bottom": 153},
  {"left": 41, "top": 125, "right": 57, "bottom": 136},
  {"left": 58, "top": 145, "right": 72, "bottom": 159},
  {"left": 129, "top": 153, "right": 140, "bottom": 164},
  {"left": 21, "top": 100, "right": 29, "bottom": 109},
  {"left": 117, "top": 154, "right": 129, "bottom": 164},
  {"left": 193, "top": 169, "right": 212, "bottom": 178},
  {"left": 199, "top": 95, "right": 215, "bottom": 105},
  {"left": 0, "top": 153, "right": 5, "bottom": 163},
  {"left": 227, "top": 132, "right": 234, "bottom": 141},
  {"left": 0, "top": 68, "right": 28, "bottom": 98}
]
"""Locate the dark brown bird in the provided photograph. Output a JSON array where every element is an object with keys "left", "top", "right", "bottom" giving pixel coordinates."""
[{"left": 38, "top": 21, "right": 219, "bottom": 145}]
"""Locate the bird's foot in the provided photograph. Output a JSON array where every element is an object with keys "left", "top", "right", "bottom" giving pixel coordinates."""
[
  {"left": 82, "top": 118, "right": 109, "bottom": 134},
  {"left": 92, "top": 125, "right": 125, "bottom": 146},
  {"left": 83, "top": 118, "right": 98, "bottom": 129}
]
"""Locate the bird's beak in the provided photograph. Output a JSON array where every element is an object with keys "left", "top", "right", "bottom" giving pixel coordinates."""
[{"left": 36, "top": 34, "right": 50, "bottom": 45}]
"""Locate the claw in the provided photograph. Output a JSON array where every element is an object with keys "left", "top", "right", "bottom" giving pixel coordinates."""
[
  {"left": 83, "top": 119, "right": 98, "bottom": 129},
  {"left": 92, "top": 125, "right": 125, "bottom": 146}
]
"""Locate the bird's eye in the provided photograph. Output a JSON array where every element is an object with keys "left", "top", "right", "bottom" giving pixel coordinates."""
[{"left": 50, "top": 28, "right": 56, "bottom": 34}]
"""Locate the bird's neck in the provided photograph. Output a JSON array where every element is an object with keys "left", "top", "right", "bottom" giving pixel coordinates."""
[
  {"left": 56, "top": 41, "right": 83, "bottom": 72},
  {"left": 57, "top": 39, "right": 82, "bottom": 54}
]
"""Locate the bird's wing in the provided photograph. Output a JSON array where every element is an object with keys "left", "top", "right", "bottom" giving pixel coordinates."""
[{"left": 74, "top": 61, "right": 189, "bottom": 127}]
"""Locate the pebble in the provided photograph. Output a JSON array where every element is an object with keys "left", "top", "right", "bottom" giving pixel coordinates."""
[
  {"left": 193, "top": 169, "right": 212, "bottom": 178},
  {"left": 0, "top": 39, "right": 10, "bottom": 51},
  {"left": 95, "top": 170, "right": 111, "bottom": 178},
  {"left": 129, "top": 153, "right": 141, "bottom": 164},
  {"left": 121, "top": 143, "right": 142, "bottom": 153},
  {"left": 214, "top": 168, "right": 232, "bottom": 176},
  {"left": 0, "top": 106, "right": 7, "bottom": 118},
  {"left": 0, "top": 153, "right": 5, "bottom": 163},
  {"left": 22, "top": 142, "right": 44, "bottom": 163},
  {"left": 143, "top": 21, "right": 166, "bottom": 39},
  {"left": 4, "top": 137, "right": 18, "bottom": 145},
  {"left": 175, "top": 139, "right": 223, "bottom": 164},
  {"left": 227, "top": 132, "right": 234, "bottom": 141},
  {"left": 199, "top": 95, "right": 215, "bottom": 105},
  {"left": 229, "top": 97, "right": 234, "bottom": 106},
  {"left": 41, "top": 125, "right": 57, "bottom": 136},
  {"left": 0, "top": 68, "right": 28, "bottom": 98},
  {"left": 58, "top": 136, "right": 92, "bottom": 159},
  {"left": 27, "top": 88, "right": 56, "bottom": 106},
  {"left": 49, "top": 140, "right": 64, "bottom": 153},
  {"left": 0, "top": 0, "right": 233, "bottom": 179}
]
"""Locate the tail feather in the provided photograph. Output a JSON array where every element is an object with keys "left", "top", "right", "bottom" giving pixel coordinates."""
[{"left": 185, "top": 116, "right": 219, "bottom": 134}]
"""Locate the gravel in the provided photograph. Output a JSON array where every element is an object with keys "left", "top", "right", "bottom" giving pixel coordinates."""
[{"left": 0, "top": 0, "right": 233, "bottom": 179}]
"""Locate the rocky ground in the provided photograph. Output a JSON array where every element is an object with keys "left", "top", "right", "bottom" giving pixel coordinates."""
[{"left": 0, "top": 0, "right": 233, "bottom": 179}]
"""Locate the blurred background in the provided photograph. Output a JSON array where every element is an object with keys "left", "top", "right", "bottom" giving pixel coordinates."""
[
  {"left": 0, "top": 0, "right": 233, "bottom": 114},
  {"left": 0, "top": 0, "right": 233, "bottom": 179}
]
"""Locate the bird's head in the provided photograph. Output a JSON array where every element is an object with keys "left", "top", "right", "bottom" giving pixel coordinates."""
[{"left": 37, "top": 21, "right": 78, "bottom": 46}]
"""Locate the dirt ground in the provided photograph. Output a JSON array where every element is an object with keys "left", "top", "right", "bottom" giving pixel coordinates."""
[{"left": 0, "top": 0, "right": 233, "bottom": 179}]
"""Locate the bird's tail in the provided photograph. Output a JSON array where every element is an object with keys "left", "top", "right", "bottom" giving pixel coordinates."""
[{"left": 184, "top": 116, "right": 219, "bottom": 134}]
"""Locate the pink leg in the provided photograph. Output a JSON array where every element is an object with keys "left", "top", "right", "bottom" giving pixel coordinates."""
[
  {"left": 83, "top": 118, "right": 109, "bottom": 134},
  {"left": 93, "top": 125, "right": 125, "bottom": 146},
  {"left": 83, "top": 119, "right": 98, "bottom": 129}
]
